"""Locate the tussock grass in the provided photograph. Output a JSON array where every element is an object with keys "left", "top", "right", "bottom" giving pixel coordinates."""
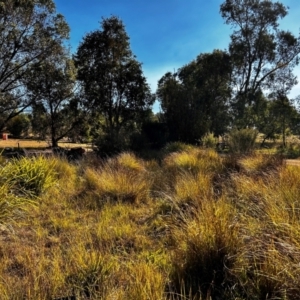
[
  {"left": 163, "top": 148, "right": 223, "bottom": 175},
  {"left": 174, "top": 172, "right": 213, "bottom": 204},
  {"left": 163, "top": 142, "right": 193, "bottom": 154},
  {"left": 1, "top": 151, "right": 300, "bottom": 299},
  {"left": 0, "top": 156, "right": 58, "bottom": 196},
  {"left": 239, "top": 153, "right": 284, "bottom": 175},
  {"left": 169, "top": 198, "right": 241, "bottom": 299},
  {"left": 0, "top": 183, "right": 30, "bottom": 224},
  {"left": 82, "top": 152, "right": 150, "bottom": 206}
]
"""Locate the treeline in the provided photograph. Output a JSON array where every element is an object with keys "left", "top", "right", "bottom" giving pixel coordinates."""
[{"left": 1, "top": 0, "right": 300, "bottom": 153}]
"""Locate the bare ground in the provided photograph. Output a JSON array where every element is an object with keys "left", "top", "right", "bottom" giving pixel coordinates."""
[{"left": 286, "top": 159, "right": 300, "bottom": 166}]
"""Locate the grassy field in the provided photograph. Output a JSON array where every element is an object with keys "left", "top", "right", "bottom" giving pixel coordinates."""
[
  {"left": 0, "top": 146, "right": 300, "bottom": 299},
  {"left": 0, "top": 138, "right": 92, "bottom": 150}
]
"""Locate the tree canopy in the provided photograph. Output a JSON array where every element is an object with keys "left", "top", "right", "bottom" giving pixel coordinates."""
[
  {"left": 0, "top": 0, "right": 299, "bottom": 150},
  {"left": 157, "top": 50, "right": 232, "bottom": 143},
  {"left": 26, "top": 51, "right": 81, "bottom": 147},
  {"left": 0, "top": 0, "right": 69, "bottom": 131},
  {"left": 74, "top": 16, "right": 154, "bottom": 152},
  {"left": 220, "top": 0, "right": 300, "bottom": 126}
]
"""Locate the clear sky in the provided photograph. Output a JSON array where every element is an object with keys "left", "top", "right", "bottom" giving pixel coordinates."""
[{"left": 54, "top": 0, "right": 300, "bottom": 111}]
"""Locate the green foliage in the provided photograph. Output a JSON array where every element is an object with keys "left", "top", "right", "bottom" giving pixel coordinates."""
[
  {"left": 75, "top": 16, "right": 154, "bottom": 147},
  {"left": 94, "top": 132, "right": 127, "bottom": 157},
  {"left": 228, "top": 128, "right": 258, "bottom": 154},
  {"left": 157, "top": 50, "right": 231, "bottom": 143},
  {"left": 139, "top": 121, "right": 169, "bottom": 150},
  {"left": 277, "top": 144, "right": 300, "bottom": 159},
  {"left": 221, "top": 0, "right": 300, "bottom": 126},
  {"left": 30, "top": 102, "right": 48, "bottom": 140},
  {"left": 26, "top": 54, "right": 79, "bottom": 147},
  {"left": 202, "top": 132, "right": 217, "bottom": 148},
  {"left": 6, "top": 114, "right": 31, "bottom": 138},
  {"left": 0, "top": 0, "right": 69, "bottom": 131}
]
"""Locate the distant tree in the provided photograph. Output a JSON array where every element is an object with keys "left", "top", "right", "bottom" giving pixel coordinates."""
[
  {"left": 30, "top": 102, "right": 48, "bottom": 140},
  {"left": 26, "top": 53, "right": 81, "bottom": 147},
  {"left": 157, "top": 50, "right": 232, "bottom": 143},
  {"left": 268, "top": 93, "right": 298, "bottom": 147},
  {"left": 220, "top": 0, "right": 300, "bottom": 127},
  {"left": 6, "top": 113, "right": 30, "bottom": 138},
  {"left": 157, "top": 72, "right": 186, "bottom": 142},
  {"left": 74, "top": 16, "right": 154, "bottom": 153},
  {"left": 0, "top": 0, "right": 69, "bottom": 131},
  {"left": 66, "top": 113, "right": 92, "bottom": 143}
]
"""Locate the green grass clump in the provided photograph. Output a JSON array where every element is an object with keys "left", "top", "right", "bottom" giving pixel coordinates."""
[
  {"left": 66, "top": 249, "right": 113, "bottom": 299},
  {"left": 0, "top": 156, "right": 57, "bottom": 196}
]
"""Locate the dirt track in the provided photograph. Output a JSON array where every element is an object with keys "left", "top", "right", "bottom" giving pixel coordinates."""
[
  {"left": 0, "top": 138, "right": 92, "bottom": 150},
  {"left": 286, "top": 159, "right": 300, "bottom": 166}
]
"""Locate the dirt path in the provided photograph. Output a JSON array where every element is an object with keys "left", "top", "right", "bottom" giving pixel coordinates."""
[
  {"left": 0, "top": 138, "right": 92, "bottom": 150},
  {"left": 286, "top": 159, "right": 300, "bottom": 166}
]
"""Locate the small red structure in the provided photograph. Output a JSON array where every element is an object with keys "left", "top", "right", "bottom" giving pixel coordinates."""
[{"left": 2, "top": 133, "right": 8, "bottom": 140}]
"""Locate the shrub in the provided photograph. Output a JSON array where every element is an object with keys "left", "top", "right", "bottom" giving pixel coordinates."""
[
  {"left": 228, "top": 128, "right": 258, "bottom": 154},
  {"left": 94, "top": 133, "right": 127, "bottom": 157},
  {"left": 6, "top": 114, "right": 31, "bottom": 138},
  {"left": 276, "top": 143, "right": 300, "bottom": 158},
  {"left": 202, "top": 132, "right": 217, "bottom": 148}
]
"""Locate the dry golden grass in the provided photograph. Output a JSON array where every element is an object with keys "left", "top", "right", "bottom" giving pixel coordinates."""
[{"left": 1, "top": 150, "right": 300, "bottom": 299}]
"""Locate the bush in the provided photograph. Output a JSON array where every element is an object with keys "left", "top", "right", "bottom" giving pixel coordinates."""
[
  {"left": 202, "top": 132, "right": 217, "bottom": 148},
  {"left": 228, "top": 128, "right": 258, "bottom": 154},
  {"left": 6, "top": 114, "right": 31, "bottom": 138},
  {"left": 276, "top": 144, "right": 300, "bottom": 158},
  {"left": 94, "top": 133, "right": 127, "bottom": 157}
]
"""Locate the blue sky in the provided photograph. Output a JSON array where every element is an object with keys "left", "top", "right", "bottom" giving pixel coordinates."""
[{"left": 54, "top": 0, "right": 300, "bottom": 110}]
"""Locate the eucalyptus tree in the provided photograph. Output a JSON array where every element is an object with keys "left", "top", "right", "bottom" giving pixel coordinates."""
[
  {"left": 74, "top": 16, "right": 154, "bottom": 152},
  {"left": 26, "top": 53, "right": 81, "bottom": 147},
  {"left": 157, "top": 50, "right": 232, "bottom": 143},
  {"left": 0, "top": 0, "right": 69, "bottom": 131},
  {"left": 220, "top": 0, "right": 300, "bottom": 127}
]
